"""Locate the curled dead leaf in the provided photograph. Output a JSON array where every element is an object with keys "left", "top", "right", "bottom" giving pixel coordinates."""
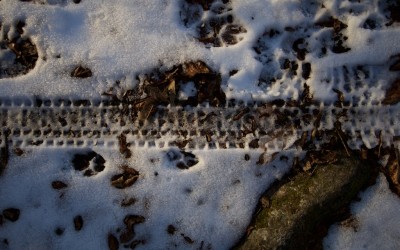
[{"left": 111, "top": 166, "right": 140, "bottom": 189}]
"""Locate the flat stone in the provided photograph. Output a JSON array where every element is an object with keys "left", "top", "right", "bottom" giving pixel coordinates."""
[{"left": 236, "top": 150, "right": 378, "bottom": 249}]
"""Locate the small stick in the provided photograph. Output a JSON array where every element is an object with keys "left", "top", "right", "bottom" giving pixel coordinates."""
[{"left": 337, "top": 129, "right": 350, "bottom": 157}]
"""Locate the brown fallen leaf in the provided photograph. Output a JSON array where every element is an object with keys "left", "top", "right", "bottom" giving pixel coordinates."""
[
  {"left": 73, "top": 215, "right": 83, "bottom": 231},
  {"left": 111, "top": 167, "right": 140, "bottom": 189},
  {"left": 52, "top": 181, "right": 68, "bottom": 190},
  {"left": 117, "top": 134, "right": 132, "bottom": 158},
  {"left": 108, "top": 234, "right": 119, "bottom": 250},
  {"left": 182, "top": 61, "right": 210, "bottom": 78},
  {"left": 3, "top": 208, "right": 20, "bottom": 222},
  {"left": 70, "top": 65, "right": 92, "bottom": 78},
  {"left": 383, "top": 147, "right": 400, "bottom": 196}
]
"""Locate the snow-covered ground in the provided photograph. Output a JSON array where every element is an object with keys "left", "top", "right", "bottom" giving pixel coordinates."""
[
  {"left": 1, "top": 0, "right": 400, "bottom": 249},
  {"left": 324, "top": 174, "right": 400, "bottom": 250}
]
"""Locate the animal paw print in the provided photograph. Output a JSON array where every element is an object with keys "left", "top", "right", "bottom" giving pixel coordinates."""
[
  {"left": 108, "top": 215, "right": 146, "bottom": 249},
  {"left": 166, "top": 149, "right": 199, "bottom": 170},
  {"left": 181, "top": 0, "right": 246, "bottom": 47},
  {"left": 0, "top": 19, "right": 38, "bottom": 79},
  {"left": 253, "top": 9, "right": 353, "bottom": 91},
  {"left": 71, "top": 150, "right": 106, "bottom": 177}
]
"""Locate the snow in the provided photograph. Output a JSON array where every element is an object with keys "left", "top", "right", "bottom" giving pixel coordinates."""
[
  {"left": 324, "top": 174, "right": 400, "bottom": 250},
  {"left": 1, "top": 0, "right": 400, "bottom": 249},
  {"left": 0, "top": 147, "right": 292, "bottom": 249}
]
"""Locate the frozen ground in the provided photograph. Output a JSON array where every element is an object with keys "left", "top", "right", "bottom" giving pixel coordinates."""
[{"left": 1, "top": 0, "right": 400, "bottom": 249}]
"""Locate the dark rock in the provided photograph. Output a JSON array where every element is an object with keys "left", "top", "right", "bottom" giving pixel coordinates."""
[
  {"left": 74, "top": 215, "right": 83, "bottom": 231},
  {"left": 236, "top": 150, "right": 378, "bottom": 249},
  {"left": 381, "top": 147, "right": 400, "bottom": 196},
  {"left": 3, "top": 208, "right": 20, "bottom": 222}
]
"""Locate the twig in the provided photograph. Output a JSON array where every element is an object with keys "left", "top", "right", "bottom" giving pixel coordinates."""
[{"left": 336, "top": 129, "right": 350, "bottom": 157}]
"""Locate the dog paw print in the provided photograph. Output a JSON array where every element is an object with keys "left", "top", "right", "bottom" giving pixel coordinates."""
[
  {"left": 108, "top": 214, "right": 146, "bottom": 249},
  {"left": 166, "top": 149, "right": 199, "bottom": 170},
  {"left": 181, "top": 0, "right": 246, "bottom": 47},
  {"left": 253, "top": 9, "right": 354, "bottom": 91},
  {"left": 71, "top": 150, "right": 106, "bottom": 177},
  {"left": 0, "top": 19, "right": 38, "bottom": 79}
]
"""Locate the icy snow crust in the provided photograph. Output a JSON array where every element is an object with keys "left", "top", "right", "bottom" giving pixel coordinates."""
[{"left": 0, "top": 0, "right": 400, "bottom": 249}]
